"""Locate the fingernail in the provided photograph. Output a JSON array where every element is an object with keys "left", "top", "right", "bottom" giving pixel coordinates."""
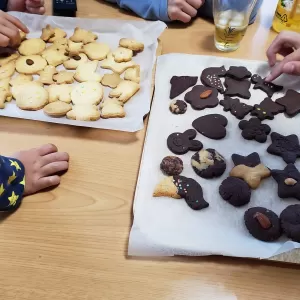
[{"left": 289, "top": 64, "right": 295, "bottom": 73}]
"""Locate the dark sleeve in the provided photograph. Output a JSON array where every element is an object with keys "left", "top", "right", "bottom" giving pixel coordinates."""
[
  {"left": 0, "top": 155, "right": 25, "bottom": 211},
  {"left": 0, "top": 0, "right": 8, "bottom": 11}
]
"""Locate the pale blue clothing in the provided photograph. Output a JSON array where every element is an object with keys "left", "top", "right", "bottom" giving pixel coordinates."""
[{"left": 105, "top": 0, "right": 262, "bottom": 24}]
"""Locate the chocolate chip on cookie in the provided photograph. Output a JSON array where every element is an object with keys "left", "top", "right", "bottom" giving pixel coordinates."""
[
  {"left": 191, "top": 148, "right": 226, "bottom": 179},
  {"left": 244, "top": 207, "right": 282, "bottom": 242},
  {"left": 169, "top": 100, "right": 187, "bottom": 114},
  {"left": 280, "top": 205, "right": 300, "bottom": 242},
  {"left": 167, "top": 129, "right": 203, "bottom": 155},
  {"left": 160, "top": 156, "right": 183, "bottom": 176},
  {"left": 219, "top": 177, "right": 251, "bottom": 207}
]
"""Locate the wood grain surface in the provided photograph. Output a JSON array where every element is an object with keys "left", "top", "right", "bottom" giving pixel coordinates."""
[{"left": 2, "top": 1, "right": 300, "bottom": 299}]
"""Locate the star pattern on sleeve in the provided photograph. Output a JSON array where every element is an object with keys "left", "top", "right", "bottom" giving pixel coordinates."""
[
  {"left": 7, "top": 191, "right": 19, "bottom": 206},
  {"left": 9, "top": 159, "right": 22, "bottom": 171},
  {"left": 0, "top": 183, "right": 4, "bottom": 196},
  {"left": 20, "top": 176, "right": 25, "bottom": 186},
  {"left": 8, "top": 171, "right": 17, "bottom": 185}
]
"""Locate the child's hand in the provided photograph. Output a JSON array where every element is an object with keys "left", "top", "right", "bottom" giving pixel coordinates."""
[
  {"left": 11, "top": 144, "right": 69, "bottom": 196},
  {"left": 168, "top": 0, "right": 204, "bottom": 23},
  {"left": 0, "top": 11, "right": 28, "bottom": 47},
  {"left": 266, "top": 31, "right": 300, "bottom": 82}
]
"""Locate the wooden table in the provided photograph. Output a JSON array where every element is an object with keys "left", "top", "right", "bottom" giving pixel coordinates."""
[{"left": 1, "top": 1, "right": 300, "bottom": 299}]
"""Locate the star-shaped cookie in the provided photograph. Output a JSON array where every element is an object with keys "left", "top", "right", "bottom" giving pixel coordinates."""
[
  {"left": 220, "top": 96, "right": 252, "bottom": 119},
  {"left": 224, "top": 77, "right": 251, "bottom": 99},
  {"left": 276, "top": 89, "right": 300, "bottom": 117},
  {"left": 251, "top": 97, "right": 285, "bottom": 120},
  {"left": 267, "top": 132, "right": 300, "bottom": 164},
  {"left": 271, "top": 164, "right": 300, "bottom": 200}
]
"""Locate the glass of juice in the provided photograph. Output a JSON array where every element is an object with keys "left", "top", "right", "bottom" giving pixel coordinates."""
[{"left": 213, "top": 0, "right": 258, "bottom": 52}]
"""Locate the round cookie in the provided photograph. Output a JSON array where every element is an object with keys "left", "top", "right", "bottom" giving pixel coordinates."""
[
  {"left": 44, "top": 101, "right": 72, "bottom": 117},
  {"left": 16, "top": 55, "right": 47, "bottom": 74},
  {"left": 19, "top": 38, "right": 46, "bottom": 56},
  {"left": 191, "top": 148, "right": 226, "bottom": 179},
  {"left": 71, "top": 81, "right": 103, "bottom": 105},
  {"left": 219, "top": 177, "right": 251, "bottom": 207},
  {"left": 160, "top": 156, "right": 183, "bottom": 176},
  {"left": 169, "top": 100, "right": 187, "bottom": 115},
  {"left": 16, "top": 83, "right": 48, "bottom": 111},
  {"left": 244, "top": 207, "right": 282, "bottom": 242},
  {"left": 280, "top": 205, "right": 300, "bottom": 242}
]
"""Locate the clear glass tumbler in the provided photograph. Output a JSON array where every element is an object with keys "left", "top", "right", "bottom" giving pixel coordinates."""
[{"left": 213, "top": 0, "right": 258, "bottom": 52}]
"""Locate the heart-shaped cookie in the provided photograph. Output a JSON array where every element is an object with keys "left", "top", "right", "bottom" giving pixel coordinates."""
[{"left": 192, "top": 114, "right": 228, "bottom": 140}]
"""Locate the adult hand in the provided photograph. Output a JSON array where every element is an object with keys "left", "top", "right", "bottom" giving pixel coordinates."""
[
  {"left": 168, "top": 0, "right": 204, "bottom": 23},
  {"left": 7, "top": 0, "right": 45, "bottom": 15},
  {"left": 0, "top": 10, "right": 28, "bottom": 47},
  {"left": 265, "top": 31, "right": 300, "bottom": 82}
]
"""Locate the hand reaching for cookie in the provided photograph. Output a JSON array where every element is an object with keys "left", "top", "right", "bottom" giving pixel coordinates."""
[
  {"left": 168, "top": 0, "right": 204, "bottom": 23},
  {"left": 0, "top": 11, "right": 28, "bottom": 47},
  {"left": 7, "top": 0, "right": 45, "bottom": 15},
  {"left": 265, "top": 31, "right": 300, "bottom": 82}
]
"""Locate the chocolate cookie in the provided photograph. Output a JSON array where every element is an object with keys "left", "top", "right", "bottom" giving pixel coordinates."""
[
  {"left": 169, "top": 76, "right": 198, "bottom": 99},
  {"left": 220, "top": 96, "right": 252, "bottom": 120},
  {"left": 173, "top": 175, "right": 209, "bottom": 210},
  {"left": 251, "top": 74, "right": 283, "bottom": 97},
  {"left": 244, "top": 207, "right": 282, "bottom": 242},
  {"left": 267, "top": 132, "right": 300, "bottom": 164},
  {"left": 192, "top": 114, "right": 228, "bottom": 140},
  {"left": 271, "top": 164, "right": 300, "bottom": 200},
  {"left": 200, "top": 66, "right": 226, "bottom": 93},
  {"left": 191, "top": 148, "right": 226, "bottom": 179},
  {"left": 167, "top": 129, "right": 203, "bottom": 155},
  {"left": 184, "top": 85, "right": 219, "bottom": 110},
  {"left": 160, "top": 156, "right": 183, "bottom": 176},
  {"left": 251, "top": 97, "right": 285, "bottom": 120},
  {"left": 232, "top": 152, "right": 261, "bottom": 167},
  {"left": 280, "top": 205, "right": 300, "bottom": 242},
  {"left": 239, "top": 117, "right": 271, "bottom": 143},
  {"left": 226, "top": 66, "right": 252, "bottom": 80},
  {"left": 219, "top": 177, "right": 251, "bottom": 207},
  {"left": 224, "top": 77, "right": 251, "bottom": 99},
  {"left": 276, "top": 89, "right": 300, "bottom": 117},
  {"left": 169, "top": 100, "right": 187, "bottom": 114}
]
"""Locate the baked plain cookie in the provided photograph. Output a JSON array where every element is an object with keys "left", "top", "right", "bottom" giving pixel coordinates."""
[
  {"left": 42, "top": 48, "right": 69, "bottom": 67},
  {"left": 71, "top": 81, "right": 103, "bottom": 105},
  {"left": 100, "top": 98, "right": 125, "bottom": 119},
  {"left": 109, "top": 80, "right": 140, "bottom": 103},
  {"left": 101, "top": 73, "right": 122, "bottom": 88},
  {"left": 41, "top": 24, "right": 55, "bottom": 41},
  {"left": 119, "top": 38, "right": 144, "bottom": 52},
  {"left": 63, "top": 53, "right": 88, "bottom": 70},
  {"left": 0, "top": 61, "right": 15, "bottom": 79},
  {"left": 19, "top": 38, "right": 46, "bottom": 56},
  {"left": 16, "top": 55, "right": 47, "bottom": 74},
  {"left": 48, "top": 84, "right": 72, "bottom": 103},
  {"left": 16, "top": 83, "right": 48, "bottom": 111},
  {"left": 68, "top": 40, "right": 83, "bottom": 56},
  {"left": 112, "top": 47, "right": 133, "bottom": 62},
  {"left": 83, "top": 42, "right": 110, "bottom": 60},
  {"left": 67, "top": 104, "right": 100, "bottom": 121},
  {"left": 10, "top": 74, "right": 33, "bottom": 86},
  {"left": 70, "top": 27, "right": 97, "bottom": 44},
  {"left": 0, "top": 78, "right": 12, "bottom": 109},
  {"left": 20, "top": 31, "right": 26, "bottom": 41},
  {"left": 11, "top": 81, "right": 43, "bottom": 99},
  {"left": 44, "top": 101, "right": 72, "bottom": 117},
  {"left": 39, "top": 65, "right": 58, "bottom": 85},
  {"left": 48, "top": 28, "right": 67, "bottom": 43},
  {"left": 53, "top": 71, "right": 74, "bottom": 84},
  {"left": 124, "top": 66, "right": 140, "bottom": 83},
  {"left": 74, "top": 61, "right": 102, "bottom": 82},
  {"left": 0, "top": 52, "right": 19, "bottom": 67},
  {"left": 47, "top": 38, "right": 68, "bottom": 51},
  {"left": 101, "top": 53, "right": 136, "bottom": 74}
]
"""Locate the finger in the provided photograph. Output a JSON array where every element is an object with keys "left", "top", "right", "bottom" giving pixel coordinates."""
[
  {"left": 278, "top": 46, "right": 294, "bottom": 58},
  {"left": 26, "top": 6, "right": 45, "bottom": 14},
  {"left": 0, "top": 25, "right": 20, "bottom": 47},
  {"left": 175, "top": 10, "right": 192, "bottom": 23},
  {"left": 0, "top": 33, "right": 10, "bottom": 47},
  {"left": 4, "top": 14, "right": 29, "bottom": 33},
  {"left": 265, "top": 49, "right": 300, "bottom": 82},
  {"left": 282, "top": 61, "right": 300, "bottom": 76},
  {"left": 187, "top": 0, "right": 204, "bottom": 9},
  {"left": 40, "top": 152, "right": 69, "bottom": 167},
  {"left": 182, "top": 2, "right": 197, "bottom": 17},
  {"left": 37, "top": 175, "right": 61, "bottom": 191},
  {"left": 37, "top": 144, "right": 58, "bottom": 156},
  {"left": 26, "top": 0, "right": 44, "bottom": 8},
  {"left": 41, "top": 161, "right": 69, "bottom": 177}
]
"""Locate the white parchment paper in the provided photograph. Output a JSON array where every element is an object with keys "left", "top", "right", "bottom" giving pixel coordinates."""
[
  {"left": 0, "top": 13, "right": 166, "bottom": 132},
  {"left": 129, "top": 54, "right": 300, "bottom": 259}
]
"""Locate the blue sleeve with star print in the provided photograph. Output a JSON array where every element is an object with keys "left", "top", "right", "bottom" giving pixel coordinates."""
[{"left": 0, "top": 156, "right": 25, "bottom": 211}]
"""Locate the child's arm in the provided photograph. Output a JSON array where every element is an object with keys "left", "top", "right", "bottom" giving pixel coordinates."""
[{"left": 0, "top": 155, "right": 25, "bottom": 211}]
